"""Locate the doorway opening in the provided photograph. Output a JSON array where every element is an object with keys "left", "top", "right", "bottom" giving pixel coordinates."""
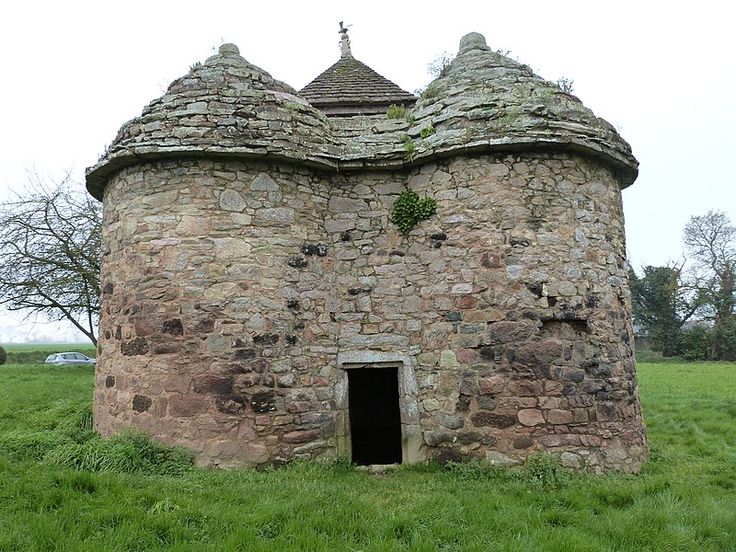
[{"left": 347, "top": 366, "right": 402, "bottom": 465}]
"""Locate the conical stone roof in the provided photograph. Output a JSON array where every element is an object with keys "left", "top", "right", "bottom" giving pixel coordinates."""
[
  {"left": 400, "top": 32, "right": 638, "bottom": 184},
  {"left": 86, "top": 43, "right": 337, "bottom": 199},
  {"left": 87, "top": 33, "right": 638, "bottom": 199}
]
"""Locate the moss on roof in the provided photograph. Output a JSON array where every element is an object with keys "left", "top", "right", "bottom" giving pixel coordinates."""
[
  {"left": 86, "top": 34, "right": 638, "bottom": 200},
  {"left": 299, "top": 54, "right": 416, "bottom": 110}
]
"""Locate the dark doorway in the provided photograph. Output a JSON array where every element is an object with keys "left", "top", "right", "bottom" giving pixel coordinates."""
[{"left": 347, "top": 366, "right": 402, "bottom": 465}]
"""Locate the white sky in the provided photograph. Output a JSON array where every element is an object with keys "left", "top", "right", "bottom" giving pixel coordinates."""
[{"left": 0, "top": 0, "right": 734, "bottom": 342}]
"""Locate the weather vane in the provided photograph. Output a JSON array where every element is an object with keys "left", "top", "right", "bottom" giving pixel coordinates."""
[{"left": 339, "top": 21, "right": 352, "bottom": 57}]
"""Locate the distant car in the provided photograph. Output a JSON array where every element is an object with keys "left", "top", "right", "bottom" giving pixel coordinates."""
[{"left": 44, "top": 352, "right": 96, "bottom": 365}]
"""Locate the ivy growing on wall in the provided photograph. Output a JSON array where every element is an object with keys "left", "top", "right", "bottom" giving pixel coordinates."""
[{"left": 390, "top": 191, "right": 437, "bottom": 235}]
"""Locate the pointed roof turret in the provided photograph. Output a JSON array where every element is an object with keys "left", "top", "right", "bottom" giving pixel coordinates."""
[{"left": 299, "top": 23, "right": 416, "bottom": 116}]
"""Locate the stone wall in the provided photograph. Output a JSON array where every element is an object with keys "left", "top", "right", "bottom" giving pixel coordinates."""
[{"left": 95, "top": 151, "right": 647, "bottom": 472}]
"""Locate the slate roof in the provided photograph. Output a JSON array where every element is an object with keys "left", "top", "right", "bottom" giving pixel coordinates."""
[{"left": 299, "top": 54, "right": 416, "bottom": 116}]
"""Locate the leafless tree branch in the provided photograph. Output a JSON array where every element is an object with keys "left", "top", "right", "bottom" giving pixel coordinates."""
[{"left": 0, "top": 174, "right": 101, "bottom": 345}]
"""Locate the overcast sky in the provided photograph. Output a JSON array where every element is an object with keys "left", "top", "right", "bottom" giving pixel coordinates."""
[{"left": 1, "top": 0, "right": 734, "bottom": 342}]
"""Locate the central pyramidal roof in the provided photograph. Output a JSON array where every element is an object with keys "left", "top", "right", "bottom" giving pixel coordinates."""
[{"left": 299, "top": 23, "right": 416, "bottom": 116}]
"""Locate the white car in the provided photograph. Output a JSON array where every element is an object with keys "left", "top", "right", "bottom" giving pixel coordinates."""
[{"left": 44, "top": 352, "right": 97, "bottom": 365}]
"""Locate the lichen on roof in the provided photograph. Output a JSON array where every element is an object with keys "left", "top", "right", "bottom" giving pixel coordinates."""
[
  {"left": 298, "top": 55, "right": 417, "bottom": 115},
  {"left": 86, "top": 33, "right": 638, "bottom": 200}
]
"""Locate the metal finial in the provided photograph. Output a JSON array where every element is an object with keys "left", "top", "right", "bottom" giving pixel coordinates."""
[{"left": 339, "top": 21, "right": 352, "bottom": 57}]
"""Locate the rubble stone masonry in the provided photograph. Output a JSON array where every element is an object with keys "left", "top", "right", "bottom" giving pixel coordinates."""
[{"left": 95, "top": 150, "right": 647, "bottom": 471}]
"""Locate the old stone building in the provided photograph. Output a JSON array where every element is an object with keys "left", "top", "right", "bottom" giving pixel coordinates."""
[{"left": 87, "top": 29, "right": 647, "bottom": 471}]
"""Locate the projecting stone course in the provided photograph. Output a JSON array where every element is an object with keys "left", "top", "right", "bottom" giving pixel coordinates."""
[{"left": 89, "top": 32, "right": 647, "bottom": 472}]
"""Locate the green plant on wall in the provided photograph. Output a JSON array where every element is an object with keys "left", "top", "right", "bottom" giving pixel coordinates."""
[
  {"left": 420, "top": 124, "right": 435, "bottom": 139},
  {"left": 386, "top": 104, "right": 407, "bottom": 119},
  {"left": 401, "top": 135, "right": 416, "bottom": 161},
  {"left": 390, "top": 191, "right": 437, "bottom": 235}
]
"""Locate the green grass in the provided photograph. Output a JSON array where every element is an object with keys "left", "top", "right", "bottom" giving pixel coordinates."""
[{"left": 0, "top": 362, "right": 735, "bottom": 550}]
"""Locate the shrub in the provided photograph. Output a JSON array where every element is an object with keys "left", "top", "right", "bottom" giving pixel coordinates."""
[
  {"left": 0, "top": 430, "right": 73, "bottom": 460},
  {"left": 390, "top": 190, "right": 436, "bottom": 235},
  {"left": 0, "top": 345, "right": 5, "bottom": 365},
  {"left": 386, "top": 104, "right": 407, "bottom": 119},
  {"left": 520, "top": 453, "right": 570, "bottom": 490},
  {"left": 45, "top": 430, "right": 193, "bottom": 475},
  {"left": 681, "top": 326, "right": 713, "bottom": 361},
  {"left": 421, "top": 82, "right": 441, "bottom": 100},
  {"left": 402, "top": 136, "right": 416, "bottom": 160},
  {"left": 427, "top": 52, "right": 452, "bottom": 78},
  {"left": 419, "top": 124, "right": 435, "bottom": 139},
  {"left": 555, "top": 77, "right": 575, "bottom": 93}
]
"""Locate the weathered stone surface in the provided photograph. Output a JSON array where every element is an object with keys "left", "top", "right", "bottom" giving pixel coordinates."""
[
  {"left": 329, "top": 197, "right": 367, "bottom": 213},
  {"left": 486, "top": 451, "right": 520, "bottom": 466},
  {"left": 287, "top": 256, "right": 308, "bottom": 268},
  {"left": 219, "top": 189, "right": 246, "bottom": 212},
  {"left": 87, "top": 35, "right": 637, "bottom": 201},
  {"left": 425, "top": 430, "right": 454, "bottom": 446},
  {"left": 216, "top": 395, "right": 245, "bottom": 414},
  {"left": 485, "top": 321, "right": 538, "bottom": 344},
  {"left": 89, "top": 35, "right": 646, "bottom": 471},
  {"left": 435, "top": 413, "right": 465, "bottom": 430},
  {"left": 439, "top": 350, "right": 459, "bottom": 367},
  {"left": 250, "top": 391, "right": 276, "bottom": 413},
  {"left": 193, "top": 375, "right": 233, "bottom": 394},
  {"left": 162, "top": 319, "right": 183, "bottom": 336},
  {"left": 251, "top": 173, "right": 279, "bottom": 191},
  {"left": 132, "top": 394, "right": 152, "bottom": 413},
  {"left": 560, "top": 451, "right": 582, "bottom": 469},
  {"left": 481, "top": 252, "right": 503, "bottom": 268},
  {"left": 472, "top": 412, "right": 516, "bottom": 428},
  {"left": 518, "top": 409, "right": 545, "bottom": 426},
  {"left": 168, "top": 395, "right": 209, "bottom": 417},
  {"left": 516, "top": 339, "right": 564, "bottom": 366},
  {"left": 547, "top": 409, "right": 574, "bottom": 424},
  {"left": 477, "top": 397, "right": 498, "bottom": 411},
  {"left": 256, "top": 208, "right": 295, "bottom": 225},
  {"left": 283, "top": 429, "right": 321, "bottom": 444},
  {"left": 121, "top": 337, "right": 149, "bottom": 356},
  {"left": 152, "top": 342, "right": 180, "bottom": 354}
]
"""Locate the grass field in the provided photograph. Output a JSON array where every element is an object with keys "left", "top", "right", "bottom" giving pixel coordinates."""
[{"left": 0, "top": 362, "right": 735, "bottom": 551}]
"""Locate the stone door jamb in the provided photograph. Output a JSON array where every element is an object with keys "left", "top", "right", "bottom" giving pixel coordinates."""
[{"left": 335, "top": 350, "right": 425, "bottom": 464}]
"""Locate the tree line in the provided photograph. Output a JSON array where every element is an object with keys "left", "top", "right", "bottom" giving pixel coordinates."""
[
  {"left": 0, "top": 178, "right": 734, "bottom": 360},
  {"left": 629, "top": 211, "right": 736, "bottom": 361}
]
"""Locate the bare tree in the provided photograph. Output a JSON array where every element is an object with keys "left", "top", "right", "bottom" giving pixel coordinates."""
[
  {"left": 683, "top": 210, "right": 736, "bottom": 360},
  {"left": 0, "top": 174, "right": 101, "bottom": 345},
  {"left": 427, "top": 51, "right": 453, "bottom": 79}
]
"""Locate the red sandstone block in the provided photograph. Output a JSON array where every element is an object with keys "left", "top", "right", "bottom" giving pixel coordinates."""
[
  {"left": 168, "top": 395, "right": 209, "bottom": 417},
  {"left": 547, "top": 408, "right": 574, "bottom": 424},
  {"left": 282, "top": 429, "right": 321, "bottom": 444}
]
